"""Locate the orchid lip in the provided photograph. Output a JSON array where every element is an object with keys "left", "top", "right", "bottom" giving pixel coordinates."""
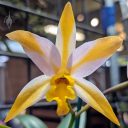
[{"left": 46, "top": 73, "right": 76, "bottom": 116}]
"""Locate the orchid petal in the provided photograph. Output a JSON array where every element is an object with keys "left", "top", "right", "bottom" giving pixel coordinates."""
[
  {"left": 68, "top": 36, "right": 123, "bottom": 77},
  {"left": 6, "top": 30, "right": 61, "bottom": 76},
  {"left": 74, "top": 77, "right": 120, "bottom": 125},
  {"left": 5, "top": 75, "right": 50, "bottom": 122},
  {"left": 56, "top": 2, "right": 76, "bottom": 70}
]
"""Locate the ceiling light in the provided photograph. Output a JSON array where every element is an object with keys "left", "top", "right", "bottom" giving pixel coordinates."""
[
  {"left": 77, "top": 14, "right": 85, "bottom": 22},
  {"left": 105, "top": 60, "right": 111, "bottom": 67},
  {"left": 117, "top": 45, "right": 124, "bottom": 52},
  {"left": 123, "top": 112, "right": 128, "bottom": 125},
  {"left": 119, "top": 32, "right": 126, "bottom": 40},
  {"left": 0, "top": 42, "right": 7, "bottom": 51},
  {"left": 44, "top": 25, "right": 85, "bottom": 41},
  {"left": 6, "top": 40, "right": 24, "bottom": 53},
  {"left": 0, "top": 56, "right": 9, "bottom": 63},
  {"left": 44, "top": 25, "right": 57, "bottom": 35},
  {"left": 90, "top": 18, "right": 99, "bottom": 27},
  {"left": 115, "top": 23, "right": 124, "bottom": 32},
  {"left": 76, "top": 32, "right": 85, "bottom": 41}
]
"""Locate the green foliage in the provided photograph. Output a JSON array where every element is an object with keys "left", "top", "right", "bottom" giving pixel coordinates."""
[
  {"left": 16, "top": 115, "right": 48, "bottom": 128},
  {"left": 0, "top": 125, "right": 10, "bottom": 128},
  {"left": 57, "top": 112, "right": 86, "bottom": 128},
  {"left": 57, "top": 114, "right": 75, "bottom": 128}
]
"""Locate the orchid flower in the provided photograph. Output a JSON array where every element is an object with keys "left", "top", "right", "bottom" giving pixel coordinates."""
[{"left": 5, "top": 2, "right": 123, "bottom": 125}]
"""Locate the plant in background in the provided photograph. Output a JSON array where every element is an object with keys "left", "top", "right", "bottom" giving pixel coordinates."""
[
  {"left": 4, "top": 2, "right": 123, "bottom": 127},
  {"left": 0, "top": 125, "right": 10, "bottom": 128}
]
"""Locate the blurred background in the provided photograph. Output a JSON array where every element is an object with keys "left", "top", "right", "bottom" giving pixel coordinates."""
[{"left": 0, "top": 0, "right": 128, "bottom": 128}]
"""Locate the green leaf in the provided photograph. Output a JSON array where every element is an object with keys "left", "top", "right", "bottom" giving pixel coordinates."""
[
  {"left": 57, "top": 114, "right": 75, "bottom": 128},
  {"left": 57, "top": 112, "right": 87, "bottom": 128},
  {"left": 0, "top": 125, "right": 11, "bottom": 128},
  {"left": 16, "top": 114, "right": 48, "bottom": 128}
]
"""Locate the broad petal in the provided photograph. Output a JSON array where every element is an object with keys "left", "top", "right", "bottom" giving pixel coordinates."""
[
  {"left": 68, "top": 36, "right": 123, "bottom": 77},
  {"left": 6, "top": 30, "right": 61, "bottom": 76},
  {"left": 74, "top": 77, "right": 120, "bottom": 125},
  {"left": 5, "top": 75, "right": 50, "bottom": 122},
  {"left": 56, "top": 2, "right": 76, "bottom": 70}
]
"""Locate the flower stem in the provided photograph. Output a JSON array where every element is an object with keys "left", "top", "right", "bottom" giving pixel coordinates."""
[
  {"left": 68, "top": 112, "right": 75, "bottom": 128},
  {"left": 67, "top": 100, "right": 75, "bottom": 128},
  {"left": 103, "top": 81, "right": 128, "bottom": 94},
  {"left": 67, "top": 100, "right": 75, "bottom": 114},
  {"left": 75, "top": 98, "right": 82, "bottom": 128},
  {"left": 76, "top": 104, "right": 89, "bottom": 118}
]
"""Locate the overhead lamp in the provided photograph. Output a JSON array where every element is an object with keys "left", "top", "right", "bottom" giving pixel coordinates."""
[
  {"left": 105, "top": 60, "right": 111, "bottom": 67},
  {"left": 115, "top": 22, "right": 124, "bottom": 32},
  {"left": 44, "top": 25, "right": 85, "bottom": 41},
  {"left": 44, "top": 25, "right": 57, "bottom": 35},
  {"left": 119, "top": 32, "right": 126, "bottom": 40},
  {"left": 6, "top": 40, "right": 24, "bottom": 53},
  {"left": 77, "top": 14, "right": 85, "bottom": 22},
  {"left": 123, "top": 112, "right": 128, "bottom": 125},
  {"left": 76, "top": 31, "right": 85, "bottom": 41},
  {"left": 0, "top": 56, "right": 9, "bottom": 63},
  {"left": 90, "top": 17, "right": 99, "bottom": 27},
  {"left": 0, "top": 42, "right": 7, "bottom": 51},
  {"left": 117, "top": 45, "right": 124, "bottom": 52}
]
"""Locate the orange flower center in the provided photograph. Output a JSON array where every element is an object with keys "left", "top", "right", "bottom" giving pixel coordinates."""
[{"left": 46, "top": 74, "right": 76, "bottom": 116}]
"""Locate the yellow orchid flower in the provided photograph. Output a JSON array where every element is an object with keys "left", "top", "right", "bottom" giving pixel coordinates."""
[{"left": 5, "top": 2, "right": 123, "bottom": 125}]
